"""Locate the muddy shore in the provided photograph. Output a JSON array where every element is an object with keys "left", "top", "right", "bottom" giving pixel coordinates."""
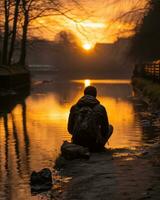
[{"left": 49, "top": 143, "right": 160, "bottom": 200}]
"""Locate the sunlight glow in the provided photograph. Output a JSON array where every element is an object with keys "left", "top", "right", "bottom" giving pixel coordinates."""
[
  {"left": 80, "top": 21, "right": 106, "bottom": 29},
  {"left": 84, "top": 79, "right": 91, "bottom": 87},
  {"left": 83, "top": 43, "right": 92, "bottom": 50},
  {"left": 32, "top": 1, "right": 147, "bottom": 44}
]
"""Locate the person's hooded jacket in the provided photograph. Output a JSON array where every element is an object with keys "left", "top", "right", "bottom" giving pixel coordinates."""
[{"left": 68, "top": 95, "right": 109, "bottom": 138}]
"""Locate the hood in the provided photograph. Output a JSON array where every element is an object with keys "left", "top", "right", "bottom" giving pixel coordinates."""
[{"left": 76, "top": 95, "right": 100, "bottom": 108}]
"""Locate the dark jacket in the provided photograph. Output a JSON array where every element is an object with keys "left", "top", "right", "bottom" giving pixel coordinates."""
[{"left": 68, "top": 95, "right": 109, "bottom": 138}]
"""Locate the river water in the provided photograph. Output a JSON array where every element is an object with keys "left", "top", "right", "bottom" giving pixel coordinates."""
[{"left": 0, "top": 73, "right": 159, "bottom": 200}]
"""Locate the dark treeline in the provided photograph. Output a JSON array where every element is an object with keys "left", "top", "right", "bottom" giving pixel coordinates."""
[{"left": 131, "top": 0, "right": 160, "bottom": 62}]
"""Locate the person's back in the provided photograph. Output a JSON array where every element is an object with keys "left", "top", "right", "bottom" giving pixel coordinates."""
[{"left": 68, "top": 86, "right": 113, "bottom": 151}]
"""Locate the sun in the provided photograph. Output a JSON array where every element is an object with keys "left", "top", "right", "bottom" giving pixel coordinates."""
[{"left": 83, "top": 43, "right": 92, "bottom": 51}]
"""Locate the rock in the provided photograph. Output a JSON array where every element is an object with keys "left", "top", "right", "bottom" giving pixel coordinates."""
[
  {"left": 54, "top": 156, "right": 68, "bottom": 170},
  {"left": 30, "top": 168, "right": 52, "bottom": 193},
  {"left": 61, "top": 141, "right": 90, "bottom": 160}
]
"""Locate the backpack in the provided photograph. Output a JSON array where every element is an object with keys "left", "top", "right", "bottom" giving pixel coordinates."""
[{"left": 72, "top": 105, "right": 100, "bottom": 147}]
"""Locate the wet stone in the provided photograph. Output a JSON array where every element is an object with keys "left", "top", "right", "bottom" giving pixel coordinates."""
[{"left": 30, "top": 168, "right": 53, "bottom": 193}]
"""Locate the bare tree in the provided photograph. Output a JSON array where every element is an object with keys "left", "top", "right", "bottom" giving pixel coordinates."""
[
  {"left": 2, "top": 0, "right": 11, "bottom": 65},
  {"left": 18, "top": 0, "right": 88, "bottom": 65},
  {"left": 0, "top": 0, "right": 87, "bottom": 66},
  {"left": 8, "top": 0, "right": 21, "bottom": 65},
  {"left": 19, "top": 0, "right": 30, "bottom": 65},
  {"left": 107, "top": 0, "right": 148, "bottom": 39},
  {"left": 19, "top": 0, "right": 55, "bottom": 65}
]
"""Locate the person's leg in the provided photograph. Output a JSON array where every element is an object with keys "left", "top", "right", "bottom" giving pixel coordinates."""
[
  {"left": 108, "top": 124, "right": 113, "bottom": 140},
  {"left": 101, "top": 124, "right": 113, "bottom": 146}
]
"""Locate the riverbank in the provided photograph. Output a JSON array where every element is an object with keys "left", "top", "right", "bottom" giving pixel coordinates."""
[
  {"left": 132, "top": 77, "right": 160, "bottom": 109},
  {"left": 0, "top": 65, "right": 30, "bottom": 92},
  {"left": 51, "top": 143, "right": 160, "bottom": 200}
]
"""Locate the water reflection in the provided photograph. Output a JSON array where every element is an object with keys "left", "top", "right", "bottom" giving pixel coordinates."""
[
  {"left": 0, "top": 90, "right": 31, "bottom": 200},
  {"left": 0, "top": 78, "right": 158, "bottom": 200},
  {"left": 84, "top": 79, "right": 91, "bottom": 87},
  {"left": 133, "top": 104, "right": 160, "bottom": 144}
]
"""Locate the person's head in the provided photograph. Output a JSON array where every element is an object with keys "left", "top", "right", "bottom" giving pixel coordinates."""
[{"left": 84, "top": 86, "right": 97, "bottom": 97}]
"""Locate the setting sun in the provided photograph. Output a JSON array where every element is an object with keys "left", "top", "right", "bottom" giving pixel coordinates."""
[{"left": 83, "top": 43, "right": 92, "bottom": 51}]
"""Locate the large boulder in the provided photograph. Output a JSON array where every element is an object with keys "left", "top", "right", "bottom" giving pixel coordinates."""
[
  {"left": 30, "top": 168, "right": 52, "bottom": 193},
  {"left": 61, "top": 141, "right": 90, "bottom": 160}
]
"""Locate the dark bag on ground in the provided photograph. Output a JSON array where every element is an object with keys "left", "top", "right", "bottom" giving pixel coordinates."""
[
  {"left": 72, "top": 106, "right": 100, "bottom": 148},
  {"left": 61, "top": 141, "right": 90, "bottom": 160}
]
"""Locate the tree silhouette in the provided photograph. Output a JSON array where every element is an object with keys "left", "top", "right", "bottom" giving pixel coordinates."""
[
  {"left": 131, "top": 0, "right": 160, "bottom": 62},
  {"left": 0, "top": 0, "right": 86, "bottom": 66}
]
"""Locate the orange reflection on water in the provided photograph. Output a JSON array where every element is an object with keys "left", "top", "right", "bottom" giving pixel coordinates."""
[
  {"left": 99, "top": 96, "right": 142, "bottom": 148},
  {"left": 84, "top": 79, "right": 91, "bottom": 87},
  {"left": 72, "top": 79, "right": 131, "bottom": 85},
  {"left": 15, "top": 91, "right": 85, "bottom": 166}
]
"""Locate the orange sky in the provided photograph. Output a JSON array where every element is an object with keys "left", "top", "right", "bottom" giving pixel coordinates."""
[{"left": 31, "top": 0, "right": 147, "bottom": 47}]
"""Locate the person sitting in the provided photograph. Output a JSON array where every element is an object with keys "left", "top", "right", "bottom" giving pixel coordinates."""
[{"left": 67, "top": 86, "right": 113, "bottom": 151}]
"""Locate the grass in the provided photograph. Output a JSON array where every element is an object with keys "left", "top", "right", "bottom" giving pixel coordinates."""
[{"left": 132, "top": 77, "right": 160, "bottom": 108}]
